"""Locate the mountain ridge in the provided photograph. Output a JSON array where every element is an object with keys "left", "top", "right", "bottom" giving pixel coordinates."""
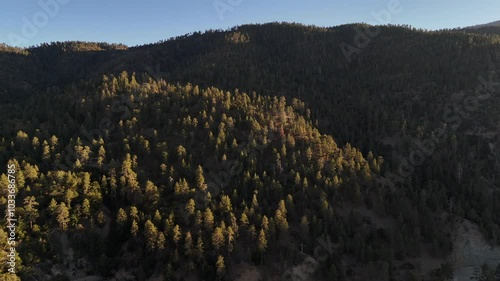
[
  {"left": 1, "top": 21, "right": 500, "bottom": 281},
  {"left": 467, "top": 20, "right": 500, "bottom": 29}
]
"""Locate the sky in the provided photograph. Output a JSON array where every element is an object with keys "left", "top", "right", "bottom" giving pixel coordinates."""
[{"left": 1, "top": 0, "right": 499, "bottom": 47}]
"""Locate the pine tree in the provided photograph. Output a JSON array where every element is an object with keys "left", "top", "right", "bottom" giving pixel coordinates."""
[
  {"left": 184, "top": 231, "right": 193, "bottom": 257},
  {"left": 116, "top": 208, "right": 128, "bottom": 226},
  {"left": 42, "top": 141, "right": 51, "bottom": 161},
  {"left": 328, "top": 264, "right": 338, "bottom": 281},
  {"left": 56, "top": 202, "right": 70, "bottom": 231},
  {"left": 220, "top": 195, "right": 232, "bottom": 213},
  {"left": 172, "top": 224, "right": 182, "bottom": 245},
  {"left": 240, "top": 213, "right": 249, "bottom": 228},
  {"left": 299, "top": 215, "right": 309, "bottom": 238},
  {"left": 150, "top": 210, "right": 160, "bottom": 225},
  {"left": 195, "top": 210, "right": 203, "bottom": 227},
  {"left": 129, "top": 206, "right": 139, "bottom": 221},
  {"left": 144, "top": 181, "right": 159, "bottom": 206},
  {"left": 97, "top": 145, "right": 106, "bottom": 167},
  {"left": 204, "top": 208, "right": 215, "bottom": 230},
  {"left": 97, "top": 210, "right": 106, "bottom": 226},
  {"left": 23, "top": 196, "right": 39, "bottom": 229},
  {"left": 185, "top": 198, "right": 196, "bottom": 216},
  {"left": 130, "top": 220, "right": 139, "bottom": 238},
  {"left": 212, "top": 227, "right": 225, "bottom": 251},
  {"left": 156, "top": 232, "right": 166, "bottom": 250},
  {"left": 195, "top": 236, "right": 204, "bottom": 262},
  {"left": 144, "top": 220, "right": 158, "bottom": 251},
  {"left": 257, "top": 229, "right": 267, "bottom": 264},
  {"left": 274, "top": 209, "right": 289, "bottom": 232},
  {"left": 196, "top": 165, "right": 207, "bottom": 191},
  {"left": 227, "top": 226, "right": 235, "bottom": 256},
  {"left": 261, "top": 215, "right": 269, "bottom": 233},
  {"left": 216, "top": 255, "right": 225, "bottom": 281},
  {"left": 252, "top": 193, "right": 259, "bottom": 209},
  {"left": 81, "top": 198, "right": 91, "bottom": 218},
  {"left": 48, "top": 198, "right": 58, "bottom": 215}
]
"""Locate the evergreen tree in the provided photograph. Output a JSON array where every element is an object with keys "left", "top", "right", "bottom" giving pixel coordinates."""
[
  {"left": 56, "top": 202, "right": 70, "bottom": 231},
  {"left": 216, "top": 255, "right": 225, "bottom": 281},
  {"left": 23, "top": 196, "right": 39, "bottom": 229}
]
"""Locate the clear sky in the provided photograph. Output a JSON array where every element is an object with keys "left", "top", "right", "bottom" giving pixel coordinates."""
[{"left": 1, "top": 0, "right": 499, "bottom": 47}]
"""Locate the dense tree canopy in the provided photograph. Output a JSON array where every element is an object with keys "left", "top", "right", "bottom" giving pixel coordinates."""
[{"left": 0, "top": 22, "right": 500, "bottom": 280}]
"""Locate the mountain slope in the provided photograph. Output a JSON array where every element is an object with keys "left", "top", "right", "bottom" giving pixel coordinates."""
[
  {"left": 468, "top": 20, "right": 500, "bottom": 28},
  {"left": 463, "top": 20, "right": 500, "bottom": 35},
  {"left": 1, "top": 22, "right": 500, "bottom": 280},
  {"left": 0, "top": 74, "right": 388, "bottom": 280}
]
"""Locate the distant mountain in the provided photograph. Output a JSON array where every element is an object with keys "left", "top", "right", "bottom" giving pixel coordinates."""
[
  {"left": 463, "top": 20, "right": 500, "bottom": 35},
  {"left": 468, "top": 20, "right": 500, "bottom": 29}
]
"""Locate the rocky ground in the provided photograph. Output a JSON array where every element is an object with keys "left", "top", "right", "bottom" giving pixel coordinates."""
[{"left": 451, "top": 219, "right": 500, "bottom": 281}]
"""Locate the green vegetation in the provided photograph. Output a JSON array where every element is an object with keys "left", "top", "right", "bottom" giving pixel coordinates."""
[{"left": 0, "top": 22, "right": 500, "bottom": 280}]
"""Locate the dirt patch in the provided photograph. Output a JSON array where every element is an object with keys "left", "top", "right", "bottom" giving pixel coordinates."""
[{"left": 231, "top": 262, "right": 262, "bottom": 281}]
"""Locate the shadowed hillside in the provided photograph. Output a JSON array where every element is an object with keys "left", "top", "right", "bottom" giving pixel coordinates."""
[{"left": 1, "top": 22, "right": 500, "bottom": 280}]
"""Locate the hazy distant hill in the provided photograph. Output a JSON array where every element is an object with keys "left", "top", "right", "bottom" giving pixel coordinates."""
[
  {"left": 468, "top": 20, "right": 500, "bottom": 28},
  {"left": 463, "top": 20, "right": 500, "bottom": 35}
]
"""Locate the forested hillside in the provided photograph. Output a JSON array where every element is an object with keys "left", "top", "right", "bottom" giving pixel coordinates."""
[
  {"left": 1, "top": 22, "right": 500, "bottom": 281},
  {"left": 464, "top": 21, "right": 500, "bottom": 36}
]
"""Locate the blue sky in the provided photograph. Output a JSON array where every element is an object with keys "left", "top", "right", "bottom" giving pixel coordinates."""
[{"left": 1, "top": 0, "right": 499, "bottom": 47}]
